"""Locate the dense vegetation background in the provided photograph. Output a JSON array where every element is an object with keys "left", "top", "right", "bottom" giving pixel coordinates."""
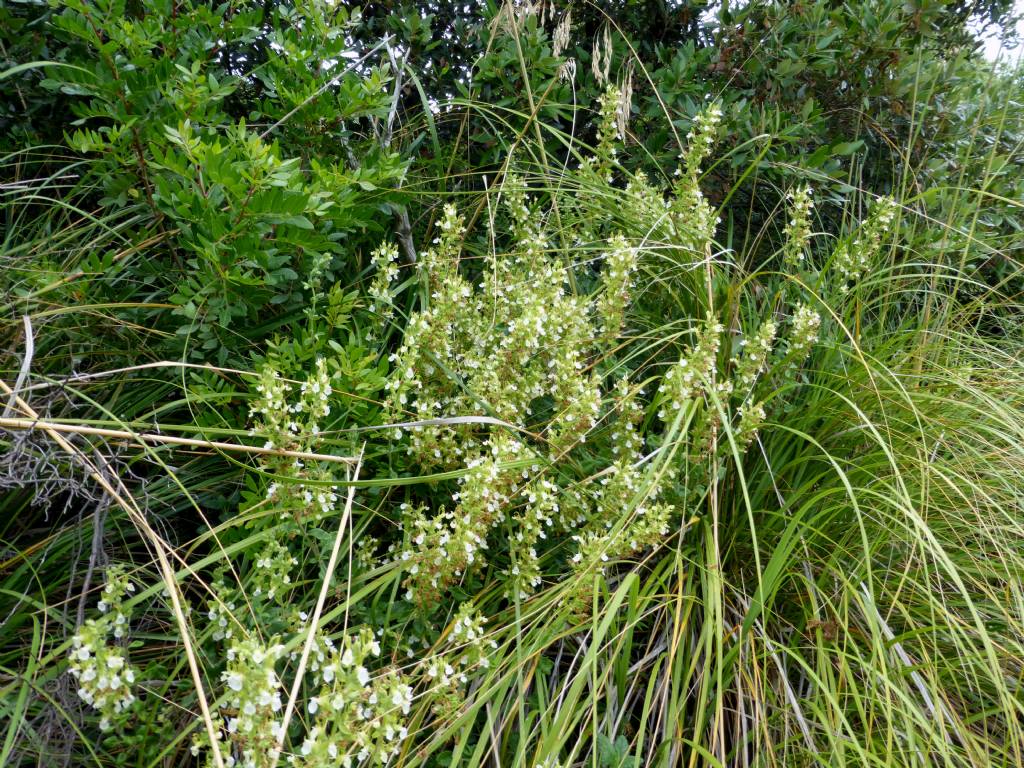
[{"left": 2, "top": 1, "right": 1023, "bottom": 766}]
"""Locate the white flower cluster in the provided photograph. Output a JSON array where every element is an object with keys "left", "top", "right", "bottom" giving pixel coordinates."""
[
  {"left": 502, "top": 175, "right": 538, "bottom": 240},
  {"left": 598, "top": 390, "right": 649, "bottom": 493},
  {"left": 508, "top": 476, "right": 560, "bottom": 598},
  {"left": 383, "top": 205, "right": 475, "bottom": 467},
  {"left": 365, "top": 85, "right": 845, "bottom": 634},
  {"left": 190, "top": 637, "right": 286, "bottom": 768},
  {"left": 672, "top": 102, "right": 723, "bottom": 255},
  {"left": 588, "top": 84, "right": 624, "bottom": 179},
  {"left": 205, "top": 584, "right": 238, "bottom": 642},
  {"left": 569, "top": 502, "right": 671, "bottom": 574},
  {"left": 596, "top": 234, "right": 639, "bottom": 344},
  {"left": 250, "top": 358, "right": 341, "bottom": 522},
  {"left": 251, "top": 540, "right": 299, "bottom": 602},
  {"left": 250, "top": 357, "right": 333, "bottom": 453},
  {"left": 683, "top": 101, "right": 723, "bottom": 176},
  {"left": 782, "top": 186, "right": 815, "bottom": 271},
  {"left": 597, "top": 85, "right": 624, "bottom": 139},
  {"left": 735, "top": 401, "right": 767, "bottom": 450},
  {"left": 734, "top": 318, "right": 777, "bottom": 388},
  {"left": 595, "top": 456, "right": 643, "bottom": 517},
  {"left": 381, "top": 102, "right": 732, "bottom": 615},
  {"left": 354, "top": 535, "right": 381, "bottom": 572},
  {"left": 422, "top": 603, "right": 497, "bottom": 718},
  {"left": 658, "top": 317, "right": 725, "bottom": 419},
  {"left": 548, "top": 364, "right": 603, "bottom": 453},
  {"left": 228, "top": 638, "right": 285, "bottom": 764},
  {"left": 418, "top": 202, "right": 465, "bottom": 291},
  {"left": 609, "top": 378, "right": 644, "bottom": 459},
  {"left": 834, "top": 196, "right": 899, "bottom": 292},
  {"left": 788, "top": 303, "right": 822, "bottom": 359},
  {"left": 251, "top": 366, "right": 291, "bottom": 448},
  {"left": 298, "top": 358, "right": 333, "bottom": 430},
  {"left": 723, "top": 315, "right": 783, "bottom": 454},
  {"left": 192, "top": 608, "right": 424, "bottom": 768},
  {"left": 367, "top": 241, "right": 400, "bottom": 331},
  {"left": 68, "top": 565, "right": 139, "bottom": 731},
  {"left": 622, "top": 171, "right": 673, "bottom": 238},
  {"left": 564, "top": 383, "right": 674, "bottom": 595},
  {"left": 290, "top": 627, "right": 414, "bottom": 768},
  {"left": 400, "top": 435, "right": 531, "bottom": 604},
  {"left": 448, "top": 603, "right": 491, "bottom": 663},
  {"left": 381, "top": 180, "right": 663, "bottom": 606}
]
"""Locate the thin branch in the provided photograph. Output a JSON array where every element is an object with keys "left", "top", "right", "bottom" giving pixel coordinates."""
[{"left": 0, "top": 416, "right": 358, "bottom": 465}]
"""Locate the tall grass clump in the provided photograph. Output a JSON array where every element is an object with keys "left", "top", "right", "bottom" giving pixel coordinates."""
[{"left": 3, "top": 11, "right": 1024, "bottom": 768}]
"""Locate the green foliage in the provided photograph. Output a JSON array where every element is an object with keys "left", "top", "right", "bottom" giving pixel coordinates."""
[
  {"left": 3, "top": 0, "right": 406, "bottom": 365},
  {"left": 2, "top": 3, "right": 1024, "bottom": 768}
]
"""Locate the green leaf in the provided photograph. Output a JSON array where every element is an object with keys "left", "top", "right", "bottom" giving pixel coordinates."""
[
  {"left": 832, "top": 140, "right": 864, "bottom": 156},
  {"left": 279, "top": 215, "right": 314, "bottom": 230}
]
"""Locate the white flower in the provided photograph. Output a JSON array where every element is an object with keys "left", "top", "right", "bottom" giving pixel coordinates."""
[
  {"left": 356, "top": 666, "right": 370, "bottom": 686},
  {"left": 392, "top": 684, "right": 414, "bottom": 715}
]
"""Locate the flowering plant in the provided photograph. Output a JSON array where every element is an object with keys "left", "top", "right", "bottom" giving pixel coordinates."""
[{"left": 68, "top": 566, "right": 139, "bottom": 732}]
